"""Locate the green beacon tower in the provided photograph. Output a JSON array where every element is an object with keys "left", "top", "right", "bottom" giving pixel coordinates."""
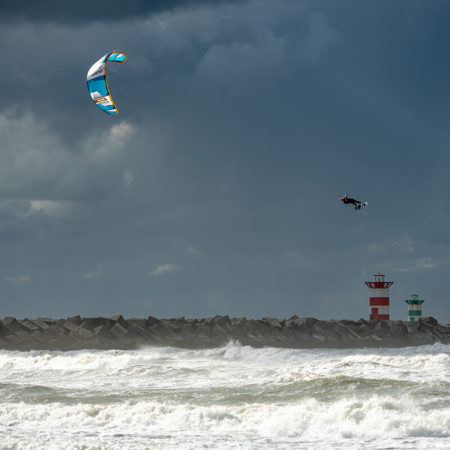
[{"left": 405, "top": 294, "right": 425, "bottom": 322}]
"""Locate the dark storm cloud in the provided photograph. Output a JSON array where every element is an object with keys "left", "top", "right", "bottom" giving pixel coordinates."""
[
  {"left": 0, "top": 0, "right": 244, "bottom": 24},
  {"left": 1, "top": 0, "right": 450, "bottom": 321}
]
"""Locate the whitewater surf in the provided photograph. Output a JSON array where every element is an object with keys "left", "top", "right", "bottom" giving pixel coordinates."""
[{"left": 0, "top": 342, "right": 449, "bottom": 449}]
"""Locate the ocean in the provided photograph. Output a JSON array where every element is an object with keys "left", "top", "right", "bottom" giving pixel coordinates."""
[{"left": 0, "top": 342, "right": 449, "bottom": 449}]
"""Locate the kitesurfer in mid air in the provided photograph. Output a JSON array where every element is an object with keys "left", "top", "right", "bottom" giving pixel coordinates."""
[{"left": 339, "top": 194, "right": 368, "bottom": 210}]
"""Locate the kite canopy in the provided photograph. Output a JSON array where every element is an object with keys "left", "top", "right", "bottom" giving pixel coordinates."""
[{"left": 87, "top": 51, "right": 127, "bottom": 115}]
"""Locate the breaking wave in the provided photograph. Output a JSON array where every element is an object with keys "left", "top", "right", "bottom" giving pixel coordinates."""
[{"left": 0, "top": 342, "right": 449, "bottom": 449}]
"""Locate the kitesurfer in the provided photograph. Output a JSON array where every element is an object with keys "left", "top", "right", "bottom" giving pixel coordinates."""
[{"left": 339, "top": 194, "right": 367, "bottom": 210}]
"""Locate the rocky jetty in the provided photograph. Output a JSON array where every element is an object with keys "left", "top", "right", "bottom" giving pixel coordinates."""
[{"left": 0, "top": 315, "right": 448, "bottom": 351}]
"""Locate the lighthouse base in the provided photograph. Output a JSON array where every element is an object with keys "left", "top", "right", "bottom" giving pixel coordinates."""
[{"left": 370, "top": 313, "right": 390, "bottom": 320}]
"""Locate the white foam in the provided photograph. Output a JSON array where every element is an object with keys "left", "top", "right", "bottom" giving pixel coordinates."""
[{"left": 0, "top": 344, "right": 449, "bottom": 449}]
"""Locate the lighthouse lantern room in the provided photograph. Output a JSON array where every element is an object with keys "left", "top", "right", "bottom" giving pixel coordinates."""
[{"left": 365, "top": 273, "right": 393, "bottom": 320}]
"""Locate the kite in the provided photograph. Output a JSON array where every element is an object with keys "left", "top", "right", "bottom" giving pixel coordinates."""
[{"left": 87, "top": 51, "right": 127, "bottom": 115}]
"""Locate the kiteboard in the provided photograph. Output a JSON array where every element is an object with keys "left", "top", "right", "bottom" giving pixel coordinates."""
[{"left": 355, "top": 202, "right": 368, "bottom": 210}]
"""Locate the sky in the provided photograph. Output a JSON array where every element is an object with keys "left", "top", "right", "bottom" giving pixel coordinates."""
[{"left": 0, "top": 0, "right": 449, "bottom": 322}]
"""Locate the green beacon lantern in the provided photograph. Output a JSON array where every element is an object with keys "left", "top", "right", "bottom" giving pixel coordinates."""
[{"left": 405, "top": 293, "right": 425, "bottom": 322}]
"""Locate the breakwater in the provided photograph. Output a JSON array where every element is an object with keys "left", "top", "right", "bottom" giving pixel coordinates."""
[{"left": 1, "top": 315, "right": 449, "bottom": 350}]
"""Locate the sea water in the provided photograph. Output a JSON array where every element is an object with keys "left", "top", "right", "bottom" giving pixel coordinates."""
[{"left": 0, "top": 342, "right": 449, "bottom": 449}]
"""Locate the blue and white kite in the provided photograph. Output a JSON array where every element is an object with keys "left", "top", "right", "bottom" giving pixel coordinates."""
[{"left": 87, "top": 51, "right": 127, "bottom": 115}]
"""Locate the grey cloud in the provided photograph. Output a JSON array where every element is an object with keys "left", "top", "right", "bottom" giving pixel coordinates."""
[
  {"left": 0, "top": 111, "right": 136, "bottom": 202},
  {"left": 4, "top": 275, "right": 31, "bottom": 283},
  {"left": 151, "top": 264, "right": 183, "bottom": 276},
  {"left": 393, "top": 258, "right": 440, "bottom": 273},
  {"left": 0, "top": 0, "right": 245, "bottom": 24}
]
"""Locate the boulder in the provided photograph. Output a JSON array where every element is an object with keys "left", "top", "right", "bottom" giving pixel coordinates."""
[
  {"left": 262, "top": 317, "right": 283, "bottom": 329},
  {"left": 45, "top": 324, "right": 67, "bottom": 338},
  {"left": 109, "top": 315, "right": 128, "bottom": 327},
  {"left": 213, "top": 315, "right": 231, "bottom": 328},
  {"left": 110, "top": 322, "right": 128, "bottom": 338},
  {"left": 419, "top": 317, "right": 438, "bottom": 326},
  {"left": 2, "top": 317, "right": 29, "bottom": 335},
  {"left": 32, "top": 319, "right": 51, "bottom": 330},
  {"left": 126, "top": 322, "right": 150, "bottom": 339},
  {"left": 67, "top": 315, "right": 82, "bottom": 326},
  {"left": 76, "top": 327, "right": 94, "bottom": 339},
  {"left": 81, "top": 317, "right": 115, "bottom": 330},
  {"left": 93, "top": 325, "right": 111, "bottom": 338},
  {"left": 31, "top": 330, "right": 49, "bottom": 343},
  {"left": 128, "top": 318, "right": 147, "bottom": 329},
  {"left": 63, "top": 320, "right": 82, "bottom": 333},
  {"left": 173, "top": 316, "right": 186, "bottom": 324},
  {"left": 146, "top": 316, "right": 161, "bottom": 326},
  {"left": 233, "top": 317, "right": 247, "bottom": 327},
  {"left": 37, "top": 318, "right": 57, "bottom": 326},
  {"left": 19, "top": 320, "right": 40, "bottom": 332}
]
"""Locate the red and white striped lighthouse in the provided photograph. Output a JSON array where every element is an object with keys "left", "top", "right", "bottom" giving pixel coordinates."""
[{"left": 364, "top": 273, "right": 393, "bottom": 320}]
